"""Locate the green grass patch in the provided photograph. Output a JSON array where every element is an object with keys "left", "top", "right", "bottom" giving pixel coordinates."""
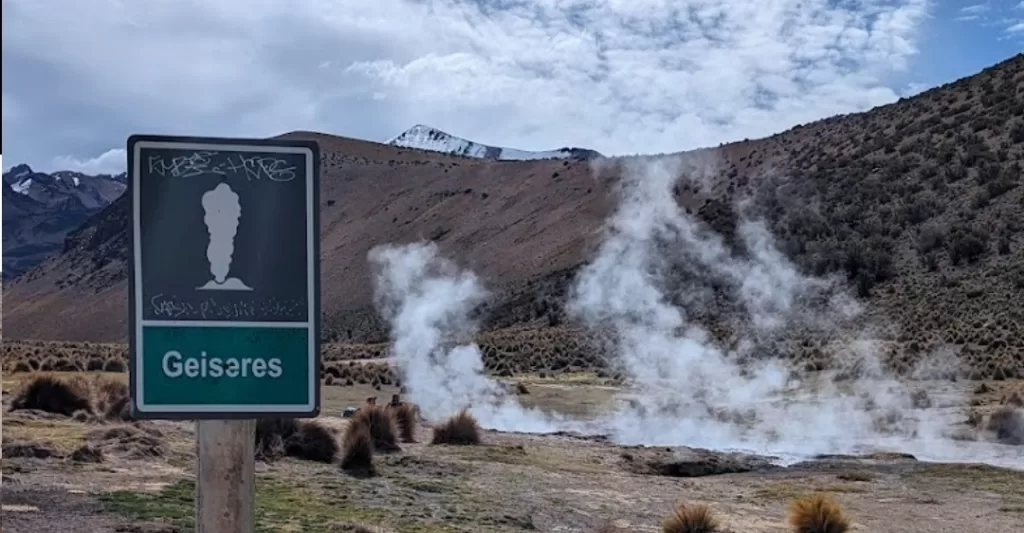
[
  {"left": 405, "top": 479, "right": 458, "bottom": 494},
  {"left": 100, "top": 475, "right": 463, "bottom": 533},
  {"left": 100, "top": 479, "right": 193, "bottom": 529},
  {"left": 3, "top": 418, "right": 89, "bottom": 453}
]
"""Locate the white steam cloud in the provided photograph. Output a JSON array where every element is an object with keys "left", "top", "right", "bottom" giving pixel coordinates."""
[
  {"left": 368, "top": 156, "right": 1021, "bottom": 470},
  {"left": 567, "top": 157, "right": 940, "bottom": 458},
  {"left": 369, "top": 242, "right": 563, "bottom": 433},
  {"left": 201, "top": 182, "right": 241, "bottom": 284}
]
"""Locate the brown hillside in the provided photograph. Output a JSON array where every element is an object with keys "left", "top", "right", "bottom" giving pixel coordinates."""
[
  {"left": 3, "top": 133, "right": 616, "bottom": 342},
  {"left": 3, "top": 54, "right": 1023, "bottom": 377}
]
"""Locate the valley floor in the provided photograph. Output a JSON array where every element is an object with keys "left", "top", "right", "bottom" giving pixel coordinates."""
[{"left": 2, "top": 376, "right": 1023, "bottom": 533}]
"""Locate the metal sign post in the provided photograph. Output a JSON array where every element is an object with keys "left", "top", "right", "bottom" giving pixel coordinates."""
[{"left": 127, "top": 134, "right": 321, "bottom": 532}]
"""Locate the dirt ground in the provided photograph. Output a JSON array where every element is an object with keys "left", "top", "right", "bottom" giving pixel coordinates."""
[{"left": 2, "top": 373, "right": 1023, "bottom": 533}]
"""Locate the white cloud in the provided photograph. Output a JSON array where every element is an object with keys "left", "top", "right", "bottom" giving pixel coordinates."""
[
  {"left": 2, "top": 0, "right": 930, "bottom": 171},
  {"left": 960, "top": 4, "right": 990, "bottom": 15},
  {"left": 51, "top": 149, "right": 126, "bottom": 176},
  {"left": 956, "top": 0, "right": 1024, "bottom": 35}
]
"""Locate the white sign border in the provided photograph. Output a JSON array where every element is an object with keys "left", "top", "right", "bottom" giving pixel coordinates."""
[{"left": 129, "top": 138, "right": 319, "bottom": 417}]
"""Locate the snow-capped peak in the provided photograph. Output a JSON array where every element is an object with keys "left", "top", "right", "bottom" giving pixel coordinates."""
[
  {"left": 11, "top": 178, "right": 34, "bottom": 194},
  {"left": 387, "top": 124, "right": 601, "bottom": 161}
]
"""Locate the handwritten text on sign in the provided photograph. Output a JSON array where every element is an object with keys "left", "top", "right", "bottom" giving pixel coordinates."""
[
  {"left": 147, "top": 151, "right": 297, "bottom": 182},
  {"left": 149, "top": 294, "right": 306, "bottom": 321}
]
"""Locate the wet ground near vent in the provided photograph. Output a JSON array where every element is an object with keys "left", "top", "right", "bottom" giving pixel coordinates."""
[{"left": 2, "top": 372, "right": 1023, "bottom": 533}]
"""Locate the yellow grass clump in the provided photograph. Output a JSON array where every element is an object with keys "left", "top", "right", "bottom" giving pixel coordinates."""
[
  {"left": 431, "top": 409, "right": 482, "bottom": 445},
  {"left": 661, "top": 502, "right": 721, "bottom": 533},
  {"left": 787, "top": 493, "right": 851, "bottom": 533},
  {"left": 386, "top": 401, "right": 419, "bottom": 443},
  {"left": 351, "top": 403, "right": 401, "bottom": 452},
  {"left": 340, "top": 417, "right": 376, "bottom": 477}
]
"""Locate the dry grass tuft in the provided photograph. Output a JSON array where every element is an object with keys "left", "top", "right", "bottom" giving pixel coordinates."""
[
  {"left": 431, "top": 409, "right": 482, "bottom": 446},
  {"left": 91, "top": 376, "right": 132, "bottom": 420},
  {"left": 787, "top": 493, "right": 852, "bottom": 533},
  {"left": 661, "top": 502, "right": 720, "bottom": 533},
  {"left": 254, "top": 418, "right": 338, "bottom": 462},
  {"left": 352, "top": 404, "right": 401, "bottom": 452},
  {"left": 70, "top": 444, "right": 104, "bottom": 463},
  {"left": 10, "top": 375, "right": 92, "bottom": 416},
  {"left": 255, "top": 418, "right": 301, "bottom": 460},
  {"left": 286, "top": 420, "right": 340, "bottom": 462},
  {"left": 386, "top": 402, "right": 419, "bottom": 443},
  {"left": 340, "top": 418, "right": 376, "bottom": 477}
]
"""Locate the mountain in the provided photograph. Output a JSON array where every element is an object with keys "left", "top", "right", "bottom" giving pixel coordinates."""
[
  {"left": 388, "top": 124, "right": 602, "bottom": 161},
  {"left": 2, "top": 54, "right": 1023, "bottom": 378},
  {"left": 2, "top": 164, "right": 127, "bottom": 279}
]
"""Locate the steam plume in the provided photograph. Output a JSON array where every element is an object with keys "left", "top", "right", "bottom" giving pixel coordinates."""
[
  {"left": 566, "top": 156, "right": 966, "bottom": 461},
  {"left": 369, "top": 242, "right": 562, "bottom": 433}
]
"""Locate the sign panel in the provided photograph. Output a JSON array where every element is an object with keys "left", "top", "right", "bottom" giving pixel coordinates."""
[{"left": 127, "top": 134, "right": 320, "bottom": 418}]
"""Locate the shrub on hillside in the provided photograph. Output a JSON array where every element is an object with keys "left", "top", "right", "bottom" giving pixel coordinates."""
[
  {"left": 10, "top": 375, "right": 92, "bottom": 416},
  {"left": 948, "top": 225, "right": 990, "bottom": 265},
  {"left": 340, "top": 418, "right": 376, "bottom": 477},
  {"left": 786, "top": 493, "right": 851, "bottom": 533},
  {"left": 916, "top": 223, "right": 947, "bottom": 254},
  {"left": 352, "top": 404, "right": 400, "bottom": 452},
  {"left": 431, "top": 409, "right": 482, "bottom": 446},
  {"left": 661, "top": 502, "right": 721, "bottom": 533}
]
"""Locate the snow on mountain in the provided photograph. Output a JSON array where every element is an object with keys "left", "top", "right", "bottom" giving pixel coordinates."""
[
  {"left": 3, "top": 164, "right": 126, "bottom": 210},
  {"left": 3, "top": 164, "right": 127, "bottom": 280},
  {"left": 387, "top": 125, "right": 602, "bottom": 161}
]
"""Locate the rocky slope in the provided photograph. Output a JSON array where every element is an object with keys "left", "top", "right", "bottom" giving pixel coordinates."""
[{"left": 2, "top": 165, "right": 126, "bottom": 279}]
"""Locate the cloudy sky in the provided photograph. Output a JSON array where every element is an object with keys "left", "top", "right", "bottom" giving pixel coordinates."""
[{"left": 2, "top": 0, "right": 1022, "bottom": 175}]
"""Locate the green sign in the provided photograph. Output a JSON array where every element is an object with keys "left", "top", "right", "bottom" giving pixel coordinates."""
[{"left": 127, "top": 135, "right": 320, "bottom": 419}]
